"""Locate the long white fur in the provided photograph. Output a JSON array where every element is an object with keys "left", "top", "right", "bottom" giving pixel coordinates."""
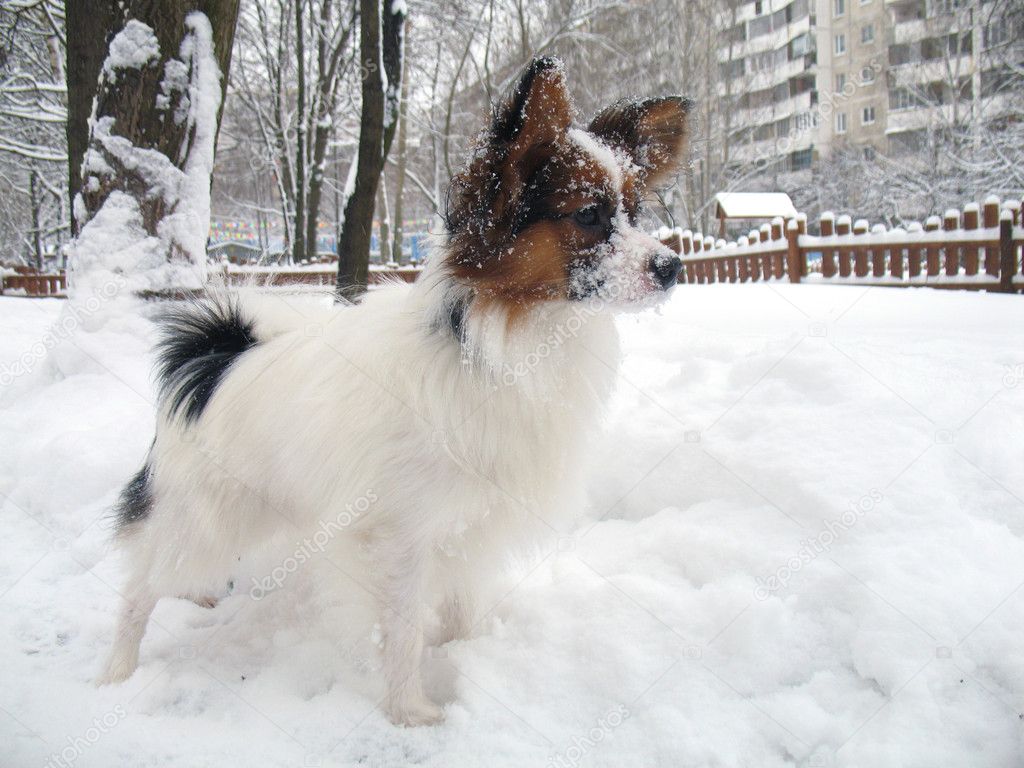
[{"left": 99, "top": 138, "right": 678, "bottom": 727}]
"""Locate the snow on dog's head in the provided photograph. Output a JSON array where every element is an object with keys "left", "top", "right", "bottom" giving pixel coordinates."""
[{"left": 444, "top": 57, "right": 691, "bottom": 314}]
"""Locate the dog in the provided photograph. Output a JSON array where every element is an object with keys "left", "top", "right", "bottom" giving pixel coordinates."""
[{"left": 99, "top": 57, "right": 689, "bottom": 726}]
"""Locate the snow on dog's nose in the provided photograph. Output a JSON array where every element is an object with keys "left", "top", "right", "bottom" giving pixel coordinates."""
[{"left": 650, "top": 249, "right": 683, "bottom": 289}]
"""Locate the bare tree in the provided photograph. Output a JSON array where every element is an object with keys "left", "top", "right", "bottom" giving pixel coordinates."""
[
  {"left": 336, "top": 0, "right": 405, "bottom": 294},
  {"left": 229, "top": 0, "right": 357, "bottom": 263},
  {"left": 0, "top": 0, "right": 68, "bottom": 265}
]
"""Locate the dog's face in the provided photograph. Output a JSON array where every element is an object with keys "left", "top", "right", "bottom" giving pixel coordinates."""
[{"left": 445, "top": 57, "right": 690, "bottom": 312}]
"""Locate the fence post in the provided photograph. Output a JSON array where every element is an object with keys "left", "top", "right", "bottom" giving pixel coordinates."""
[
  {"left": 906, "top": 222, "right": 922, "bottom": 279},
  {"left": 871, "top": 223, "right": 886, "bottom": 277},
  {"left": 786, "top": 219, "right": 801, "bottom": 283},
  {"left": 1000, "top": 211, "right": 1016, "bottom": 293},
  {"left": 837, "top": 215, "right": 852, "bottom": 277},
  {"left": 925, "top": 216, "right": 941, "bottom": 277},
  {"left": 963, "top": 203, "right": 979, "bottom": 276},
  {"left": 820, "top": 213, "right": 835, "bottom": 278},
  {"left": 681, "top": 230, "right": 694, "bottom": 284},
  {"left": 853, "top": 219, "right": 869, "bottom": 277},
  {"left": 705, "top": 236, "right": 717, "bottom": 284},
  {"left": 890, "top": 227, "right": 904, "bottom": 280},
  {"left": 738, "top": 231, "right": 753, "bottom": 282},
  {"left": 943, "top": 209, "right": 960, "bottom": 277},
  {"left": 983, "top": 196, "right": 1001, "bottom": 277},
  {"left": 797, "top": 214, "right": 808, "bottom": 276}
]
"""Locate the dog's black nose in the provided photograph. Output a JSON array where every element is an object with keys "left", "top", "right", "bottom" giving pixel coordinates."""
[{"left": 649, "top": 253, "right": 682, "bottom": 289}]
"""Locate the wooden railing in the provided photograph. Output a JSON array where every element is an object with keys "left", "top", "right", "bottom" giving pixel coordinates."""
[
  {"left": 0, "top": 272, "right": 67, "bottom": 297},
  {"left": 0, "top": 267, "right": 422, "bottom": 298},
  {"left": 6, "top": 196, "right": 1023, "bottom": 299},
  {"left": 662, "top": 195, "right": 1024, "bottom": 292}
]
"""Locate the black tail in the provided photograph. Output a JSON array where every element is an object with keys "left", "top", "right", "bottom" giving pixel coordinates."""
[
  {"left": 114, "top": 461, "right": 154, "bottom": 528},
  {"left": 156, "top": 296, "right": 259, "bottom": 425}
]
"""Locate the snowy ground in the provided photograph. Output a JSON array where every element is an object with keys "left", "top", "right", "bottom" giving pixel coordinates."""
[{"left": 1, "top": 284, "right": 1022, "bottom": 767}]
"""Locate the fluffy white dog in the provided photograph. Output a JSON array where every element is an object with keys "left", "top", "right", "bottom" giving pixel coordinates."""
[{"left": 100, "top": 57, "right": 689, "bottom": 726}]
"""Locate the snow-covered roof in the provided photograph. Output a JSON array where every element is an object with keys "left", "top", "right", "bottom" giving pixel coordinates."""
[{"left": 715, "top": 192, "right": 797, "bottom": 220}]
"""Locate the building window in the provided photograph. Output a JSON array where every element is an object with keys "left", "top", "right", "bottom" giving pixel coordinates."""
[
  {"left": 889, "top": 87, "right": 918, "bottom": 110},
  {"left": 835, "top": 34, "right": 846, "bottom": 55},
  {"left": 984, "top": 22, "right": 1008, "bottom": 48},
  {"left": 861, "top": 24, "right": 875, "bottom": 43},
  {"left": 835, "top": 112, "right": 848, "bottom": 133},
  {"left": 860, "top": 66, "right": 875, "bottom": 83},
  {"left": 834, "top": 0, "right": 845, "bottom": 16},
  {"left": 755, "top": 0, "right": 763, "bottom": 14},
  {"left": 749, "top": 13, "right": 772, "bottom": 37},
  {"left": 929, "top": 0, "right": 962, "bottom": 16},
  {"left": 835, "top": 73, "right": 847, "bottom": 93},
  {"left": 862, "top": 105, "right": 876, "bottom": 124},
  {"left": 790, "top": 148, "right": 813, "bottom": 171}
]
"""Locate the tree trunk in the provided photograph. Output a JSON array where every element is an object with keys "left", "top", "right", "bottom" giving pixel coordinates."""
[
  {"left": 377, "top": 177, "right": 390, "bottom": 264},
  {"left": 336, "top": 0, "right": 405, "bottom": 297},
  {"left": 292, "top": 0, "right": 307, "bottom": 265},
  {"left": 391, "top": 43, "right": 409, "bottom": 263},
  {"left": 65, "top": 1, "right": 122, "bottom": 235},
  {"left": 29, "top": 170, "right": 43, "bottom": 269},
  {"left": 71, "top": 0, "right": 239, "bottom": 292}
]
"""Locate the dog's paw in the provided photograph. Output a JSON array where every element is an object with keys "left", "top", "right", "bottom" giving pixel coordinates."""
[
  {"left": 96, "top": 659, "right": 135, "bottom": 686},
  {"left": 387, "top": 699, "right": 445, "bottom": 727}
]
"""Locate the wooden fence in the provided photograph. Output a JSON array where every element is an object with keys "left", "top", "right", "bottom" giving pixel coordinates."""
[
  {"left": 0, "top": 266, "right": 422, "bottom": 298},
  {"left": 662, "top": 195, "right": 1024, "bottom": 292},
  {"left": 0, "top": 272, "right": 67, "bottom": 297},
  {"left": 5, "top": 196, "right": 1023, "bottom": 297}
]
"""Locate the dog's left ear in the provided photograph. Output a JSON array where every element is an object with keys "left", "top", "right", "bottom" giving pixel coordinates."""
[{"left": 588, "top": 96, "right": 692, "bottom": 191}]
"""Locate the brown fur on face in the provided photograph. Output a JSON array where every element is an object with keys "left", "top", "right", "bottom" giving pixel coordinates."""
[{"left": 444, "top": 57, "right": 691, "bottom": 308}]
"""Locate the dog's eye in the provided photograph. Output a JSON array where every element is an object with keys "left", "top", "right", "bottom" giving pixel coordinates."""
[{"left": 574, "top": 206, "right": 601, "bottom": 227}]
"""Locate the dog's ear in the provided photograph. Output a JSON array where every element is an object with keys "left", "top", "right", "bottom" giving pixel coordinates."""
[
  {"left": 478, "top": 57, "right": 575, "bottom": 226},
  {"left": 588, "top": 96, "right": 692, "bottom": 191},
  {"left": 491, "top": 57, "right": 574, "bottom": 163}
]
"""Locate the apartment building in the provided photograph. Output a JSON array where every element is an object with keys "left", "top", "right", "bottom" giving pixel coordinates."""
[
  {"left": 717, "top": 0, "right": 821, "bottom": 174},
  {"left": 716, "top": 0, "right": 1020, "bottom": 170},
  {"left": 818, "top": 0, "right": 891, "bottom": 152},
  {"left": 883, "top": 0, "right": 1021, "bottom": 155}
]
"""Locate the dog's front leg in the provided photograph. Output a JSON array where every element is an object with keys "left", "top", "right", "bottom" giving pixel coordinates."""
[{"left": 378, "top": 537, "right": 444, "bottom": 726}]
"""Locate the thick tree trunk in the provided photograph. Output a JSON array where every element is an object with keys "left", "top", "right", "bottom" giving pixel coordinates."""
[
  {"left": 66, "top": 1, "right": 237, "bottom": 236},
  {"left": 65, "top": 1, "right": 122, "bottom": 235},
  {"left": 79, "top": 0, "right": 238, "bottom": 229},
  {"left": 336, "top": 0, "right": 404, "bottom": 296},
  {"left": 71, "top": 0, "right": 238, "bottom": 292}
]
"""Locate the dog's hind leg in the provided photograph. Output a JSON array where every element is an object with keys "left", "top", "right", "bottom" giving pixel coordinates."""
[{"left": 97, "top": 586, "right": 157, "bottom": 685}]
